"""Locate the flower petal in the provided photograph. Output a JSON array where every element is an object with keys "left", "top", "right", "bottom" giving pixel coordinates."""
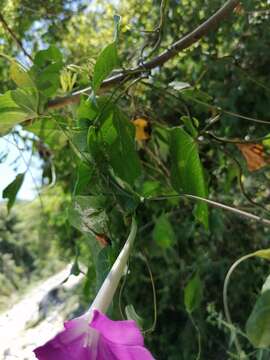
[
  {"left": 98, "top": 337, "right": 156, "bottom": 360},
  {"left": 90, "top": 310, "right": 144, "bottom": 346},
  {"left": 34, "top": 316, "right": 98, "bottom": 360}
]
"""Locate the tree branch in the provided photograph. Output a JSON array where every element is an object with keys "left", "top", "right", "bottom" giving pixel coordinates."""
[
  {"left": 47, "top": 0, "right": 239, "bottom": 110},
  {"left": 0, "top": 13, "right": 33, "bottom": 62}
]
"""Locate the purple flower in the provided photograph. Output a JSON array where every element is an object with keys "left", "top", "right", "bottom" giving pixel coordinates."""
[
  {"left": 34, "top": 309, "right": 154, "bottom": 359},
  {"left": 34, "top": 218, "right": 155, "bottom": 359}
]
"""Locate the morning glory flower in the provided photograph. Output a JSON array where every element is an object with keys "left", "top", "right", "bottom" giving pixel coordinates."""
[{"left": 34, "top": 218, "right": 155, "bottom": 359}]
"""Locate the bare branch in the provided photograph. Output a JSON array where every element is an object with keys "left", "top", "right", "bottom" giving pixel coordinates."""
[
  {"left": 0, "top": 13, "right": 33, "bottom": 62},
  {"left": 47, "top": 0, "right": 239, "bottom": 110}
]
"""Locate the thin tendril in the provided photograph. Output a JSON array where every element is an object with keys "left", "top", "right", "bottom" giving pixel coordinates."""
[{"left": 223, "top": 253, "right": 255, "bottom": 357}]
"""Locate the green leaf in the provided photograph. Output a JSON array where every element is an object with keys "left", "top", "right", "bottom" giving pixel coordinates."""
[
  {"left": 246, "top": 290, "right": 270, "bottom": 348},
  {"left": 77, "top": 98, "right": 98, "bottom": 122},
  {"left": 10, "top": 61, "right": 35, "bottom": 87},
  {"left": 92, "top": 42, "right": 119, "bottom": 92},
  {"left": 31, "top": 46, "right": 63, "bottom": 97},
  {"left": 34, "top": 45, "right": 63, "bottom": 68},
  {"left": 26, "top": 116, "right": 66, "bottom": 147},
  {"left": 125, "top": 304, "right": 144, "bottom": 329},
  {"left": 74, "top": 162, "right": 94, "bottom": 195},
  {"left": 181, "top": 116, "right": 198, "bottom": 137},
  {"left": 2, "top": 173, "right": 25, "bottom": 212},
  {"left": 11, "top": 87, "right": 39, "bottom": 116},
  {"left": 184, "top": 272, "right": 203, "bottom": 314},
  {"left": 170, "top": 127, "right": 208, "bottom": 229},
  {"left": 153, "top": 213, "right": 176, "bottom": 248},
  {"left": 0, "top": 92, "right": 27, "bottom": 134},
  {"left": 0, "top": 88, "right": 38, "bottom": 135}
]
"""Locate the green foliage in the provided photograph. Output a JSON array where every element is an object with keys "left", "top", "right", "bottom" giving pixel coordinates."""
[
  {"left": 184, "top": 272, "right": 203, "bottom": 314},
  {"left": 30, "top": 46, "right": 63, "bottom": 97},
  {"left": 0, "top": 90, "right": 35, "bottom": 134},
  {"left": 2, "top": 173, "right": 25, "bottom": 212},
  {"left": 152, "top": 213, "right": 176, "bottom": 248}
]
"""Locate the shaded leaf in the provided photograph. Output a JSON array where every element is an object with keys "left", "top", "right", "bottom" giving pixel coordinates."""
[
  {"left": 31, "top": 46, "right": 63, "bottom": 97},
  {"left": 184, "top": 272, "right": 203, "bottom": 314},
  {"left": 100, "top": 109, "right": 141, "bottom": 185},
  {"left": 170, "top": 127, "right": 208, "bottom": 229},
  {"left": 153, "top": 213, "right": 176, "bottom": 248},
  {"left": 246, "top": 290, "right": 270, "bottom": 348},
  {"left": 2, "top": 173, "right": 25, "bottom": 212}
]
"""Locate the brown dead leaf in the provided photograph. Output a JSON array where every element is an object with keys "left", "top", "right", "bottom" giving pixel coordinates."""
[{"left": 236, "top": 143, "right": 270, "bottom": 172}]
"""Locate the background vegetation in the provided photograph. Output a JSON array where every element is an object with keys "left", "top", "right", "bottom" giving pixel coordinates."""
[{"left": 0, "top": 1, "right": 270, "bottom": 359}]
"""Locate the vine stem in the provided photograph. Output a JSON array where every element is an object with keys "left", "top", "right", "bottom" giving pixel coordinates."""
[
  {"left": 189, "top": 314, "right": 202, "bottom": 360},
  {"left": 0, "top": 13, "right": 33, "bottom": 62},
  {"left": 148, "top": 194, "right": 270, "bottom": 227},
  {"left": 87, "top": 217, "right": 137, "bottom": 316},
  {"left": 223, "top": 253, "right": 255, "bottom": 358}
]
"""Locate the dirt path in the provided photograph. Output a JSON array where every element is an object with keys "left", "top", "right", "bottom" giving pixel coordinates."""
[{"left": 0, "top": 266, "right": 83, "bottom": 359}]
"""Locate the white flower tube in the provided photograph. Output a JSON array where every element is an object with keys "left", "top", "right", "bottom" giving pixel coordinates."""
[{"left": 87, "top": 217, "right": 137, "bottom": 316}]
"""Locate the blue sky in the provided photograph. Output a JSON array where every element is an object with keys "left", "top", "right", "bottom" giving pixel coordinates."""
[{"left": 0, "top": 129, "right": 42, "bottom": 201}]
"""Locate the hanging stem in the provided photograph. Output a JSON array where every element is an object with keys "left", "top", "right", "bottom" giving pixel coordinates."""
[{"left": 88, "top": 217, "right": 137, "bottom": 315}]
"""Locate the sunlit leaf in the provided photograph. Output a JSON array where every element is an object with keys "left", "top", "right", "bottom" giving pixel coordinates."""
[
  {"left": 10, "top": 61, "right": 34, "bottom": 87},
  {"left": 92, "top": 42, "right": 119, "bottom": 92}
]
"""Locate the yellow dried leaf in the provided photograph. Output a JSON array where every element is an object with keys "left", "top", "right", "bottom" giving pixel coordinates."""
[{"left": 132, "top": 118, "right": 151, "bottom": 141}]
